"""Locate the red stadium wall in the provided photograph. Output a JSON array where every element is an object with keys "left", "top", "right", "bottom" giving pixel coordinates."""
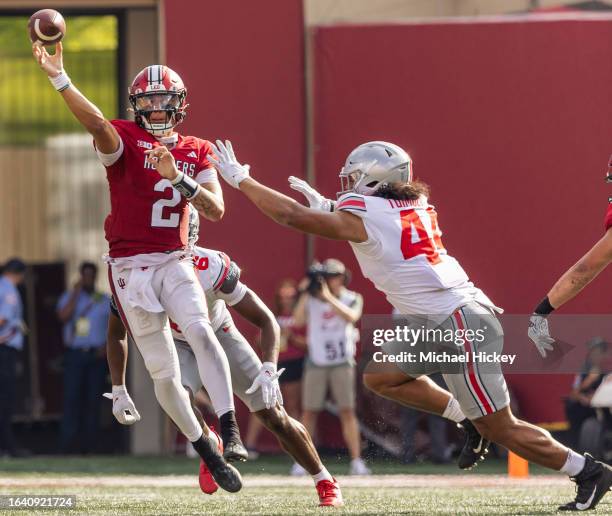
[
  {"left": 312, "top": 16, "right": 612, "bottom": 424},
  {"left": 164, "top": 0, "right": 305, "bottom": 439}
]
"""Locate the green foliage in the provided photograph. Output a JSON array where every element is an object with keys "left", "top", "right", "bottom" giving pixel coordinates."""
[
  {"left": 0, "top": 16, "right": 118, "bottom": 146},
  {"left": 0, "top": 15, "right": 117, "bottom": 56}
]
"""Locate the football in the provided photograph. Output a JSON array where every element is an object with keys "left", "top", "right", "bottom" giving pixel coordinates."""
[{"left": 27, "top": 9, "right": 65, "bottom": 46}]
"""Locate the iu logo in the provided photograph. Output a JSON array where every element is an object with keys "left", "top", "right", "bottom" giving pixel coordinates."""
[{"left": 117, "top": 278, "right": 126, "bottom": 289}]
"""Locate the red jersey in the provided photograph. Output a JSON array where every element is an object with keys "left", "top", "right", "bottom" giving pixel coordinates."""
[
  {"left": 605, "top": 202, "right": 612, "bottom": 232},
  {"left": 102, "top": 120, "right": 216, "bottom": 258}
]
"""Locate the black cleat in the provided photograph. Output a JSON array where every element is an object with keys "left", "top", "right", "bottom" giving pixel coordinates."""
[
  {"left": 457, "top": 419, "right": 490, "bottom": 470},
  {"left": 219, "top": 411, "right": 247, "bottom": 462},
  {"left": 223, "top": 438, "right": 248, "bottom": 463},
  {"left": 206, "top": 454, "right": 243, "bottom": 493},
  {"left": 559, "top": 454, "right": 612, "bottom": 511}
]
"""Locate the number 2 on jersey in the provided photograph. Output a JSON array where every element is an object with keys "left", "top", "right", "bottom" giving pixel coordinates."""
[
  {"left": 399, "top": 208, "right": 445, "bottom": 264},
  {"left": 151, "top": 179, "right": 181, "bottom": 228}
]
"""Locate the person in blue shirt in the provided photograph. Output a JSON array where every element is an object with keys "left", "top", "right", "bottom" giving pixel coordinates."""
[
  {"left": 56, "top": 261, "right": 110, "bottom": 453},
  {"left": 0, "top": 258, "right": 27, "bottom": 456}
]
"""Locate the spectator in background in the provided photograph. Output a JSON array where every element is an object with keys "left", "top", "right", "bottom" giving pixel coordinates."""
[
  {"left": 57, "top": 262, "right": 110, "bottom": 454},
  {"left": 292, "top": 259, "right": 370, "bottom": 476},
  {"left": 244, "top": 279, "right": 307, "bottom": 459},
  {"left": 565, "top": 338, "right": 609, "bottom": 451},
  {"left": 0, "top": 258, "right": 27, "bottom": 457}
]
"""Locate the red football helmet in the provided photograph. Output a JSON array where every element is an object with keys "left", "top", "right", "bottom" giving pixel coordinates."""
[{"left": 128, "top": 65, "right": 188, "bottom": 136}]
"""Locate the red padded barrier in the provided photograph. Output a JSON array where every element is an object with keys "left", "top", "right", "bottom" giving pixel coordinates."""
[{"left": 313, "top": 17, "right": 612, "bottom": 423}]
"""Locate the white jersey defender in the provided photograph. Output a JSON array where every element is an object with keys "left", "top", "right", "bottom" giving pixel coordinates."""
[
  {"left": 287, "top": 140, "right": 508, "bottom": 420},
  {"left": 336, "top": 192, "right": 497, "bottom": 317}
]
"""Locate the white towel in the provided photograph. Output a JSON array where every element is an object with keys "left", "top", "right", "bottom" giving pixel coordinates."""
[
  {"left": 125, "top": 266, "right": 163, "bottom": 313},
  {"left": 104, "top": 250, "right": 190, "bottom": 313}
]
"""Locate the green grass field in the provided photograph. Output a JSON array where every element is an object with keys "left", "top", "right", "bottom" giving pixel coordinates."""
[{"left": 0, "top": 455, "right": 602, "bottom": 515}]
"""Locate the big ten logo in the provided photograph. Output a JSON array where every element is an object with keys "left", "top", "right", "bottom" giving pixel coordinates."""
[{"left": 193, "top": 256, "right": 209, "bottom": 271}]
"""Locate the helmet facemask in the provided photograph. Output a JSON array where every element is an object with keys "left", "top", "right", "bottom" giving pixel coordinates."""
[
  {"left": 129, "top": 91, "right": 187, "bottom": 136},
  {"left": 338, "top": 162, "right": 412, "bottom": 198}
]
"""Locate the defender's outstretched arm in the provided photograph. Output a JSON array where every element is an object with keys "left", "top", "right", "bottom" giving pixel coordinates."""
[
  {"left": 208, "top": 140, "right": 367, "bottom": 243},
  {"left": 241, "top": 179, "right": 366, "bottom": 242}
]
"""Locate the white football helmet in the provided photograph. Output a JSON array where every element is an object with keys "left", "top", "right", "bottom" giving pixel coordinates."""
[
  {"left": 187, "top": 204, "right": 200, "bottom": 247},
  {"left": 338, "top": 141, "right": 413, "bottom": 197}
]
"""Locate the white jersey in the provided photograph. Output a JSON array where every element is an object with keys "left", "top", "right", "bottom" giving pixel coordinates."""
[
  {"left": 307, "top": 288, "right": 361, "bottom": 367},
  {"left": 336, "top": 193, "right": 498, "bottom": 318},
  {"left": 170, "top": 246, "right": 248, "bottom": 339}
]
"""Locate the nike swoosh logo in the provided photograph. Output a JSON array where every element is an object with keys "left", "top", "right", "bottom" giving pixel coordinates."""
[
  {"left": 473, "top": 438, "right": 484, "bottom": 454},
  {"left": 576, "top": 487, "right": 597, "bottom": 510}
]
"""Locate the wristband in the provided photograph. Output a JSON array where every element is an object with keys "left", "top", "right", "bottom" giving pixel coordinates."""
[
  {"left": 48, "top": 71, "right": 71, "bottom": 92},
  {"left": 171, "top": 172, "right": 199, "bottom": 199},
  {"left": 534, "top": 296, "right": 555, "bottom": 316}
]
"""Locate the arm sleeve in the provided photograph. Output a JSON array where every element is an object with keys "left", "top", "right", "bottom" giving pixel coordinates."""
[
  {"left": 96, "top": 137, "right": 124, "bottom": 166},
  {"left": 218, "top": 260, "right": 241, "bottom": 294},
  {"left": 93, "top": 119, "right": 129, "bottom": 167},
  {"left": 195, "top": 167, "right": 219, "bottom": 185},
  {"left": 336, "top": 193, "right": 367, "bottom": 217},
  {"left": 212, "top": 260, "right": 247, "bottom": 306},
  {"left": 215, "top": 280, "right": 248, "bottom": 306}
]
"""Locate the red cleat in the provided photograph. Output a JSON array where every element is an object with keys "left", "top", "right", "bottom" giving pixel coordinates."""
[
  {"left": 199, "top": 428, "right": 222, "bottom": 495},
  {"left": 316, "top": 477, "right": 344, "bottom": 507}
]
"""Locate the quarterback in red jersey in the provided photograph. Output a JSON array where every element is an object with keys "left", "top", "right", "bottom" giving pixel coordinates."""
[{"left": 32, "top": 41, "right": 245, "bottom": 491}]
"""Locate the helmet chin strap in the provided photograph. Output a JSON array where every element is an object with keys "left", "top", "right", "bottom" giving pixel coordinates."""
[{"left": 156, "top": 132, "right": 178, "bottom": 146}]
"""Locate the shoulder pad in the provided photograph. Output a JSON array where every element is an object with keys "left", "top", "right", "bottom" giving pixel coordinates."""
[{"left": 219, "top": 261, "right": 241, "bottom": 294}]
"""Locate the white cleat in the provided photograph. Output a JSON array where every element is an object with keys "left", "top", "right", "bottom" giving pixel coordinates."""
[
  {"left": 290, "top": 462, "right": 307, "bottom": 476},
  {"left": 349, "top": 458, "right": 372, "bottom": 476}
]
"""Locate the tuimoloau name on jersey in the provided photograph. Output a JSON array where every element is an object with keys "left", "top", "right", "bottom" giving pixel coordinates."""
[{"left": 143, "top": 156, "right": 197, "bottom": 176}]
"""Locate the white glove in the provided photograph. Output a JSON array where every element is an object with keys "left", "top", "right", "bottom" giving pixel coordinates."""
[
  {"left": 245, "top": 362, "right": 285, "bottom": 409},
  {"left": 288, "top": 176, "right": 335, "bottom": 212},
  {"left": 103, "top": 385, "right": 141, "bottom": 425},
  {"left": 207, "top": 140, "right": 250, "bottom": 189},
  {"left": 528, "top": 314, "right": 555, "bottom": 357}
]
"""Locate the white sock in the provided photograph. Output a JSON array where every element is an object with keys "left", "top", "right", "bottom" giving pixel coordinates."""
[
  {"left": 560, "top": 450, "right": 586, "bottom": 477},
  {"left": 442, "top": 397, "right": 466, "bottom": 423},
  {"left": 312, "top": 467, "right": 333, "bottom": 484},
  {"left": 153, "top": 376, "right": 203, "bottom": 442},
  {"left": 183, "top": 322, "right": 235, "bottom": 417}
]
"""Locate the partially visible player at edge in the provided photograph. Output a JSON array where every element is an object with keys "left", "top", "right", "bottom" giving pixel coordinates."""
[
  {"left": 32, "top": 40, "right": 245, "bottom": 492},
  {"left": 106, "top": 206, "right": 343, "bottom": 507},
  {"left": 208, "top": 139, "right": 612, "bottom": 512},
  {"left": 529, "top": 155, "right": 612, "bottom": 357}
]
